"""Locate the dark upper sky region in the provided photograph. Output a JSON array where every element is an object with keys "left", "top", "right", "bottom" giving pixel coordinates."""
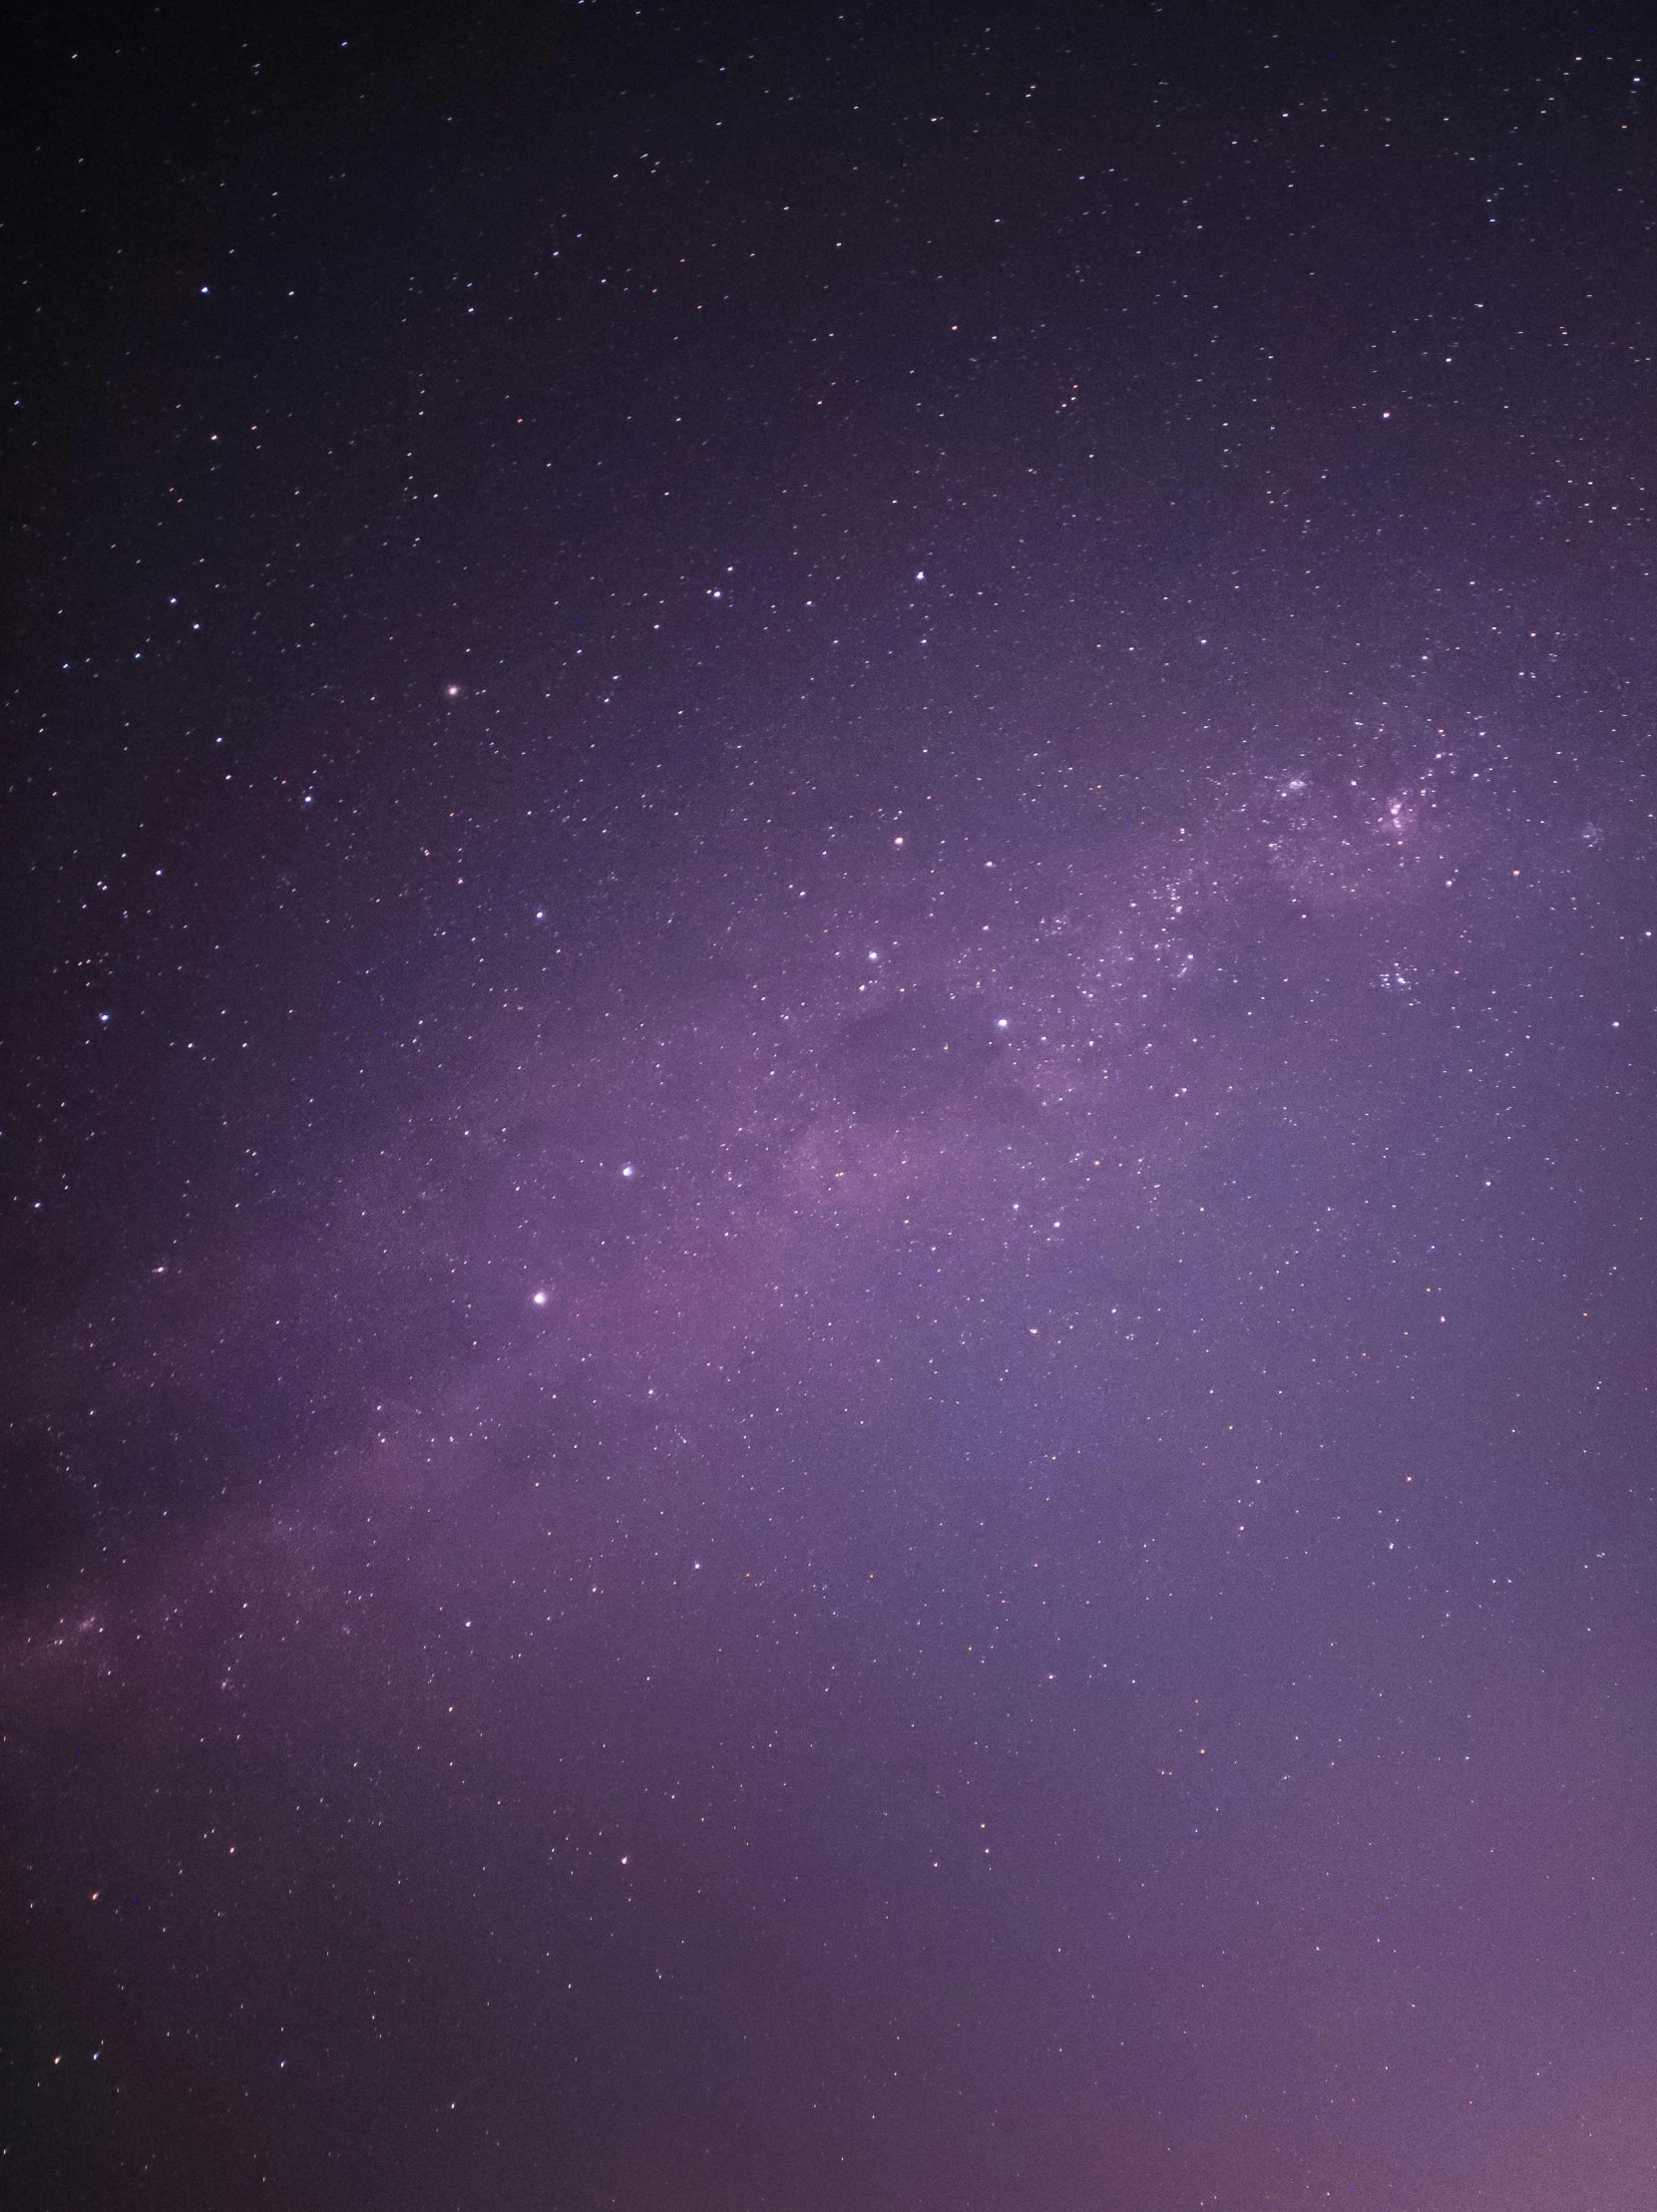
[{"left": 4, "top": 4, "right": 1656, "bottom": 2207}]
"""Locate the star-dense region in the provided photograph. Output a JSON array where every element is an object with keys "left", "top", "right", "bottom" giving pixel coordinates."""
[{"left": 3, "top": 4, "right": 1656, "bottom": 2207}]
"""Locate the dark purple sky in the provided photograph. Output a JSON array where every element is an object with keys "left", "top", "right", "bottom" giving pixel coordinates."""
[{"left": 5, "top": 5, "right": 1656, "bottom": 2206}]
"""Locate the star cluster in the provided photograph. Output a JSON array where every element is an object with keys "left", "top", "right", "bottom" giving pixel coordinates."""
[{"left": 4, "top": 7, "right": 1656, "bottom": 2209}]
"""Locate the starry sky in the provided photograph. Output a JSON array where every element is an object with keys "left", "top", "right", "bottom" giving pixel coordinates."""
[{"left": 4, "top": 4, "right": 1657, "bottom": 2207}]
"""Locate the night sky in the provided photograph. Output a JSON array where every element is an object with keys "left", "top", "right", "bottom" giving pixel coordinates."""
[{"left": 5, "top": 5, "right": 1657, "bottom": 2207}]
